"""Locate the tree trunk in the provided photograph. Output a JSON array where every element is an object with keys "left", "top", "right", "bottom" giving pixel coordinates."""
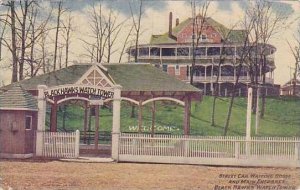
[
  {"left": 10, "top": 1, "right": 18, "bottom": 82},
  {"left": 19, "top": 0, "right": 29, "bottom": 81},
  {"left": 224, "top": 64, "right": 242, "bottom": 136},
  {"left": 53, "top": 1, "right": 62, "bottom": 71}
]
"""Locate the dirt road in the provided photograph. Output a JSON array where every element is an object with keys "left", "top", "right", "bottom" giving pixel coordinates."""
[{"left": 0, "top": 159, "right": 299, "bottom": 190}]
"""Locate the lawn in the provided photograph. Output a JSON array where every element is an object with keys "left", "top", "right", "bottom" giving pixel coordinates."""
[{"left": 52, "top": 96, "right": 300, "bottom": 137}]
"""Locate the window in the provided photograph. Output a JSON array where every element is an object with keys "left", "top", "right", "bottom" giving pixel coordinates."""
[
  {"left": 175, "top": 65, "right": 180, "bottom": 75},
  {"left": 194, "top": 47, "right": 206, "bottom": 57},
  {"left": 201, "top": 34, "right": 207, "bottom": 40},
  {"left": 207, "top": 47, "right": 220, "bottom": 56},
  {"left": 138, "top": 48, "right": 149, "bottom": 56},
  {"left": 177, "top": 47, "right": 189, "bottom": 56},
  {"left": 162, "top": 48, "right": 176, "bottom": 56},
  {"left": 150, "top": 47, "right": 160, "bottom": 56},
  {"left": 162, "top": 64, "right": 168, "bottom": 72},
  {"left": 25, "top": 116, "right": 32, "bottom": 130}
]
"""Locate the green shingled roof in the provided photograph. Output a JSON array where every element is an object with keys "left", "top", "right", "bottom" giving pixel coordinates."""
[
  {"left": 105, "top": 64, "right": 199, "bottom": 92},
  {"left": 150, "top": 17, "right": 245, "bottom": 44},
  {"left": 0, "top": 84, "right": 37, "bottom": 110},
  {"left": 1, "top": 64, "right": 91, "bottom": 91},
  {"left": 1, "top": 64, "right": 200, "bottom": 93}
]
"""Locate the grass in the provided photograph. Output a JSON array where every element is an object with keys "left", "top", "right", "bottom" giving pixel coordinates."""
[{"left": 51, "top": 96, "right": 300, "bottom": 137}]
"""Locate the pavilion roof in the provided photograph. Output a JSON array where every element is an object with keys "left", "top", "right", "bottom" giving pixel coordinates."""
[{"left": 1, "top": 63, "right": 201, "bottom": 94}]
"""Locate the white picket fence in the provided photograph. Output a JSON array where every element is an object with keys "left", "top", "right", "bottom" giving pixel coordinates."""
[
  {"left": 38, "top": 130, "right": 80, "bottom": 158},
  {"left": 119, "top": 133, "right": 300, "bottom": 167}
]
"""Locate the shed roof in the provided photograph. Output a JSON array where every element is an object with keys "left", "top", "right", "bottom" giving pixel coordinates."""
[{"left": 0, "top": 84, "right": 38, "bottom": 111}]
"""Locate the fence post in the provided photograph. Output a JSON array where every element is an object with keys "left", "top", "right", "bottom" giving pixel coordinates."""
[
  {"left": 75, "top": 130, "right": 80, "bottom": 158},
  {"left": 235, "top": 141, "right": 240, "bottom": 159},
  {"left": 295, "top": 142, "right": 299, "bottom": 161},
  {"left": 184, "top": 137, "right": 189, "bottom": 157}
]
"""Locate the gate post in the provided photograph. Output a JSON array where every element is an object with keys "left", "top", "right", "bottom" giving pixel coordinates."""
[
  {"left": 36, "top": 85, "right": 47, "bottom": 156},
  {"left": 112, "top": 85, "right": 122, "bottom": 161},
  {"left": 75, "top": 130, "right": 80, "bottom": 158}
]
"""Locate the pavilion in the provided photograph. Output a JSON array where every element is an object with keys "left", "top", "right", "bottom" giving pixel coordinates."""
[{"left": 0, "top": 63, "right": 202, "bottom": 158}]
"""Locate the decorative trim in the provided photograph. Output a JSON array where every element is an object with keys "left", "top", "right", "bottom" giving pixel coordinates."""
[
  {"left": 142, "top": 97, "right": 185, "bottom": 106},
  {"left": 0, "top": 107, "right": 38, "bottom": 111},
  {"left": 75, "top": 65, "right": 115, "bottom": 87}
]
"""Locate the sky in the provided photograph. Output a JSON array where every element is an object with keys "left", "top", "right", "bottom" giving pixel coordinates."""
[{"left": 0, "top": 0, "right": 299, "bottom": 85}]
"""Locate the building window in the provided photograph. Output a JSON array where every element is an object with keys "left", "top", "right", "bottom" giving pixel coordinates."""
[
  {"left": 162, "top": 64, "right": 168, "bottom": 72},
  {"left": 201, "top": 34, "right": 207, "bottom": 40},
  {"left": 162, "top": 48, "right": 176, "bottom": 56},
  {"left": 207, "top": 47, "right": 220, "bottom": 56},
  {"left": 25, "top": 115, "right": 32, "bottom": 130},
  {"left": 175, "top": 65, "right": 180, "bottom": 75},
  {"left": 150, "top": 47, "right": 160, "bottom": 56},
  {"left": 194, "top": 47, "right": 206, "bottom": 57},
  {"left": 138, "top": 47, "right": 149, "bottom": 56},
  {"left": 177, "top": 47, "right": 189, "bottom": 56}
]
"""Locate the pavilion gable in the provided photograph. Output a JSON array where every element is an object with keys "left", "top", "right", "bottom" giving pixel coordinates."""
[{"left": 76, "top": 65, "right": 114, "bottom": 88}]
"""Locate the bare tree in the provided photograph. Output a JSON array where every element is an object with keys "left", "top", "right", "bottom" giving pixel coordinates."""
[
  {"left": 62, "top": 12, "right": 73, "bottom": 68},
  {"left": 223, "top": 14, "right": 255, "bottom": 136},
  {"left": 129, "top": 0, "right": 143, "bottom": 63},
  {"left": 53, "top": 1, "right": 65, "bottom": 71},
  {"left": 248, "top": 0, "right": 288, "bottom": 117},
  {"left": 105, "top": 10, "right": 123, "bottom": 63},
  {"left": 211, "top": 25, "right": 237, "bottom": 127},
  {"left": 287, "top": 26, "right": 300, "bottom": 96},
  {"left": 118, "top": 25, "right": 134, "bottom": 63},
  {"left": 6, "top": 1, "right": 18, "bottom": 82},
  {"left": 128, "top": 0, "right": 143, "bottom": 118},
  {"left": 190, "top": 0, "right": 210, "bottom": 85}
]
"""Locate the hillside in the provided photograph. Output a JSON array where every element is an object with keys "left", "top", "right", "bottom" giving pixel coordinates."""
[{"left": 54, "top": 96, "right": 300, "bottom": 137}]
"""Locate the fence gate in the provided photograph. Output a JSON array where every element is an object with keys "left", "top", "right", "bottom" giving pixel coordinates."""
[{"left": 37, "top": 130, "right": 80, "bottom": 158}]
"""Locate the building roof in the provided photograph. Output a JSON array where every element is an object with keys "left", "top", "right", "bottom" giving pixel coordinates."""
[
  {"left": 0, "top": 84, "right": 38, "bottom": 111},
  {"left": 1, "top": 64, "right": 200, "bottom": 93},
  {"left": 282, "top": 78, "right": 300, "bottom": 87},
  {"left": 150, "top": 17, "right": 246, "bottom": 44}
]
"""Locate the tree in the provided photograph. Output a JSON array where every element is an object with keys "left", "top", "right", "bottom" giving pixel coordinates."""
[
  {"left": 248, "top": 0, "right": 288, "bottom": 117},
  {"left": 129, "top": 0, "right": 143, "bottom": 63},
  {"left": 62, "top": 12, "right": 73, "bottom": 68},
  {"left": 223, "top": 12, "right": 255, "bottom": 136},
  {"left": 53, "top": 1, "right": 64, "bottom": 71},
  {"left": 190, "top": 0, "right": 210, "bottom": 85},
  {"left": 287, "top": 26, "right": 300, "bottom": 96},
  {"left": 211, "top": 24, "right": 237, "bottom": 127}
]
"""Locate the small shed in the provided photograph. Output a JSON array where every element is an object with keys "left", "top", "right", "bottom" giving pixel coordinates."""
[{"left": 0, "top": 84, "right": 38, "bottom": 158}]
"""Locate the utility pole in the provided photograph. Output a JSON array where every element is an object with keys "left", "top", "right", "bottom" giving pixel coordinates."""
[{"left": 246, "top": 87, "right": 253, "bottom": 157}]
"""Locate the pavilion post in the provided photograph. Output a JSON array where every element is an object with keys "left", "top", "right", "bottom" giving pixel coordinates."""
[
  {"left": 50, "top": 100, "right": 58, "bottom": 132},
  {"left": 138, "top": 100, "right": 143, "bottom": 133},
  {"left": 112, "top": 85, "right": 122, "bottom": 161},
  {"left": 151, "top": 101, "right": 156, "bottom": 137},
  {"left": 183, "top": 96, "right": 191, "bottom": 135},
  {"left": 36, "top": 85, "right": 47, "bottom": 156},
  {"left": 83, "top": 102, "right": 89, "bottom": 144},
  {"left": 94, "top": 105, "right": 100, "bottom": 150}
]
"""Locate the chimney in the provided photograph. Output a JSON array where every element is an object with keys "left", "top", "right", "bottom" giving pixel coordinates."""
[
  {"left": 176, "top": 18, "right": 179, "bottom": 26},
  {"left": 169, "top": 12, "right": 173, "bottom": 37}
]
